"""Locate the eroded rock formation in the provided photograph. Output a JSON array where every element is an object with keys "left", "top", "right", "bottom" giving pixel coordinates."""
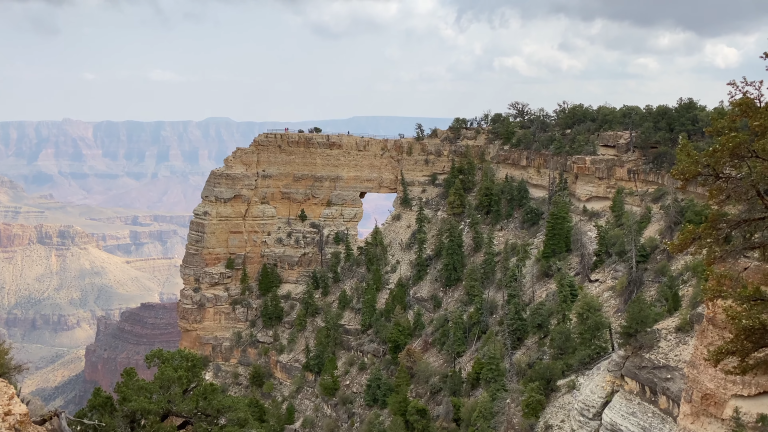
[
  {"left": 0, "top": 379, "right": 45, "bottom": 432},
  {"left": 178, "top": 132, "right": 698, "bottom": 359},
  {"left": 84, "top": 303, "right": 180, "bottom": 396}
]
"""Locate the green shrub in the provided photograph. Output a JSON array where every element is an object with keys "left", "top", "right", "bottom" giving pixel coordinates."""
[
  {"left": 521, "top": 383, "right": 547, "bottom": 420},
  {"left": 298, "top": 208, "right": 308, "bottom": 222},
  {"left": 620, "top": 295, "right": 663, "bottom": 348},
  {"left": 225, "top": 256, "right": 235, "bottom": 270}
]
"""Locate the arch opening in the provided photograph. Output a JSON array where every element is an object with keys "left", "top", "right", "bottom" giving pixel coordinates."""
[{"left": 358, "top": 193, "right": 396, "bottom": 238}]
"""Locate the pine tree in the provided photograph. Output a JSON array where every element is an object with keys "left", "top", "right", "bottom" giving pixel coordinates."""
[
  {"left": 343, "top": 229, "right": 355, "bottom": 264},
  {"left": 412, "top": 308, "right": 425, "bottom": 335},
  {"left": 318, "top": 356, "right": 340, "bottom": 397},
  {"left": 447, "top": 179, "right": 467, "bottom": 215},
  {"left": 476, "top": 165, "right": 501, "bottom": 221},
  {"left": 284, "top": 402, "right": 296, "bottom": 425},
  {"left": 399, "top": 170, "right": 412, "bottom": 209},
  {"left": 262, "top": 291, "right": 285, "bottom": 329},
  {"left": 412, "top": 203, "right": 429, "bottom": 284},
  {"left": 225, "top": 256, "right": 235, "bottom": 270},
  {"left": 363, "top": 225, "right": 388, "bottom": 272},
  {"left": 505, "top": 288, "right": 528, "bottom": 352},
  {"left": 480, "top": 231, "right": 496, "bottom": 287},
  {"left": 572, "top": 292, "right": 610, "bottom": 366},
  {"left": 406, "top": 400, "right": 433, "bottom": 432},
  {"left": 541, "top": 192, "right": 573, "bottom": 261},
  {"left": 445, "top": 310, "right": 467, "bottom": 365},
  {"left": 361, "top": 284, "right": 378, "bottom": 332},
  {"left": 257, "top": 263, "right": 282, "bottom": 296},
  {"left": 610, "top": 187, "right": 626, "bottom": 224},
  {"left": 442, "top": 219, "right": 465, "bottom": 288},
  {"left": 329, "top": 251, "right": 342, "bottom": 283},
  {"left": 240, "top": 266, "right": 251, "bottom": 295},
  {"left": 555, "top": 273, "right": 580, "bottom": 319},
  {"left": 298, "top": 208, "right": 308, "bottom": 222},
  {"left": 384, "top": 278, "right": 409, "bottom": 318},
  {"left": 337, "top": 288, "right": 352, "bottom": 311},
  {"left": 515, "top": 178, "right": 531, "bottom": 209},
  {"left": 463, "top": 265, "right": 483, "bottom": 307},
  {"left": 387, "top": 312, "right": 413, "bottom": 360},
  {"left": 468, "top": 210, "right": 484, "bottom": 253},
  {"left": 469, "top": 393, "right": 495, "bottom": 432},
  {"left": 388, "top": 365, "right": 411, "bottom": 419},
  {"left": 364, "top": 367, "right": 393, "bottom": 408}
]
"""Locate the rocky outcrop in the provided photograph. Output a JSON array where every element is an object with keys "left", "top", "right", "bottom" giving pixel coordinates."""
[
  {"left": 0, "top": 379, "right": 45, "bottom": 432},
  {"left": 570, "top": 351, "right": 684, "bottom": 432},
  {"left": 84, "top": 303, "right": 180, "bottom": 395},
  {"left": 678, "top": 300, "right": 768, "bottom": 431},
  {"left": 89, "top": 228, "right": 187, "bottom": 258},
  {"left": 0, "top": 223, "right": 95, "bottom": 249},
  {"left": 178, "top": 132, "right": 702, "bottom": 361}
]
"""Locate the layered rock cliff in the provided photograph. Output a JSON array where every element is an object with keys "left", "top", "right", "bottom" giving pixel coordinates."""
[
  {"left": 178, "top": 132, "right": 698, "bottom": 358},
  {"left": 176, "top": 131, "right": 764, "bottom": 432},
  {"left": 83, "top": 303, "right": 180, "bottom": 397}
]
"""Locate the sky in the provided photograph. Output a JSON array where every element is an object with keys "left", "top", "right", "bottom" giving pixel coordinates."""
[
  {"left": 1, "top": 0, "right": 768, "bottom": 122},
  {"left": 359, "top": 193, "right": 396, "bottom": 238}
]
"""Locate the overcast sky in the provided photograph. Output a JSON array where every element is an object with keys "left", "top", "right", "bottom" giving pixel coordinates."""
[{"left": 2, "top": 0, "right": 767, "bottom": 122}]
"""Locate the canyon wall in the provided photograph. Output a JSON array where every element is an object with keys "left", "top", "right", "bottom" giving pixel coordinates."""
[
  {"left": 83, "top": 303, "right": 180, "bottom": 397},
  {"left": 178, "top": 132, "right": 697, "bottom": 359}
]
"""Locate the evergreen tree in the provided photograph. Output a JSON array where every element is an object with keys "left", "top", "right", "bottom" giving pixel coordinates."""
[
  {"left": 610, "top": 187, "right": 626, "bottom": 224},
  {"left": 521, "top": 383, "right": 547, "bottom": 420},
  {"left": 318, "top": 356, "right": 340, "bottom": 397},
  {"left": 541, "top": 192, "right": 573, "bottom": 261},
  {"left": 400, "top": 170, "right": 413, "bottom": 209},
  {"left": 505, "top": 288, "right": 528, "bottom": 352},
  {"left": 463, "top": 265, "right": 484, "bottom": 307},
  {"left": 447, "top": 179, "right": 467, "bottom": 215},
  {"left": 384, "top": 278, "right": 409, "bottom": 318},
  {"left": 476, "top": 165, "right": 501, "bottom": 222},
  {"left": 257, "top": 263, "right": 282, "bottom": 296},
  {"left": 329, "top": 250, "right": 342, "bottom": 283},
  {"left": 549, "top": 321, "right": 576, "bottom": 363},
  {"left": 406, "top": 400, "right": 433, "bottom": 432},
  {"left": 412, "top": 203, "right": 429, "bottom": 284},
  {"left": 445, "top": 310, "right": 467, "bottom": 365},
  {"left": 240, "top": 266, "right": 251, "bottom": 295},
  {"left": 262, "top": 291, "right": 285, "bottom": 329},
  {"left": 572, "top": 292, "right": 610, "bottom": 366},
  {"left": 619, "top": 295, "right": 663, "bottom": 347},
  {"left": 468, "top": 209, "right": 484, "bottom": 253},
  {"left": 555, "top": 273, "right": 580, "bottom": 319},
  {"left": 337, "top": 288, "right": 352, "bottom": 311},
  {"left": 387, "top": 417, "right": 408, "bottom": 432},
  {"left": 412, "top": 308, "right": 426, "bottom": 336},
  {"left": 298, "top": 208, "right": 308, "bottom": 222},
  {"left": 387, "top": 312, "right": 413, "bottom": 360},
  {"left": 284, "top": 402, "right": 296, "bottom": 425},
  {"left": 344, "top": 229, "right": 355, "bottom": 264},
  {"left": 225, "top": 256, "right": 235, "bottom": 270},
  {"left": 469, "top": 394, "right": 495, "bottom": 432},
  {"left": 442, "top": 219, "right": 466, "bottom": 288},
  {"left": 363, "top": 225, "right": 388, "bottom": 272},
  {"left": 515, "top": 178, "right": 531, "bottom": 209},
  {"left": 388, "top": 365, "right": 411, "bottom": 419},
  {"left": 480, "top": 231, "right": 496, "bottom": 286},
  {"left": 364, "top": 367, "right": 393, "bottom": 408}
]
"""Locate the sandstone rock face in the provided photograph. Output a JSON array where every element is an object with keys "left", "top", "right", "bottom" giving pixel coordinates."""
[
  {"left": 178, "top": 132, "right": 702, "bottom": 361},
  {"left": 678, "top": 300, "right": 768, "bottom": 431},
  {"left": 84, "top": 303, "right": 180, "bottom": 396},
  {"left": 0, "top": 379, "right": 45, "bottom": 432}
]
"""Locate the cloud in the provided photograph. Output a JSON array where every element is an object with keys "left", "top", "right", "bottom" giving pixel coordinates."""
[
  {"left": 147, "top": 69, "right": 188, "bottom": 82},
  {"left": 82, "top": 72, "right": 96, "bottom": 80},
  {"left": 448, "top": 0, "right": 768, "bottom": 37},
  {"left": 705, "top": 43, "right": 741, "bottom": 68}
]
